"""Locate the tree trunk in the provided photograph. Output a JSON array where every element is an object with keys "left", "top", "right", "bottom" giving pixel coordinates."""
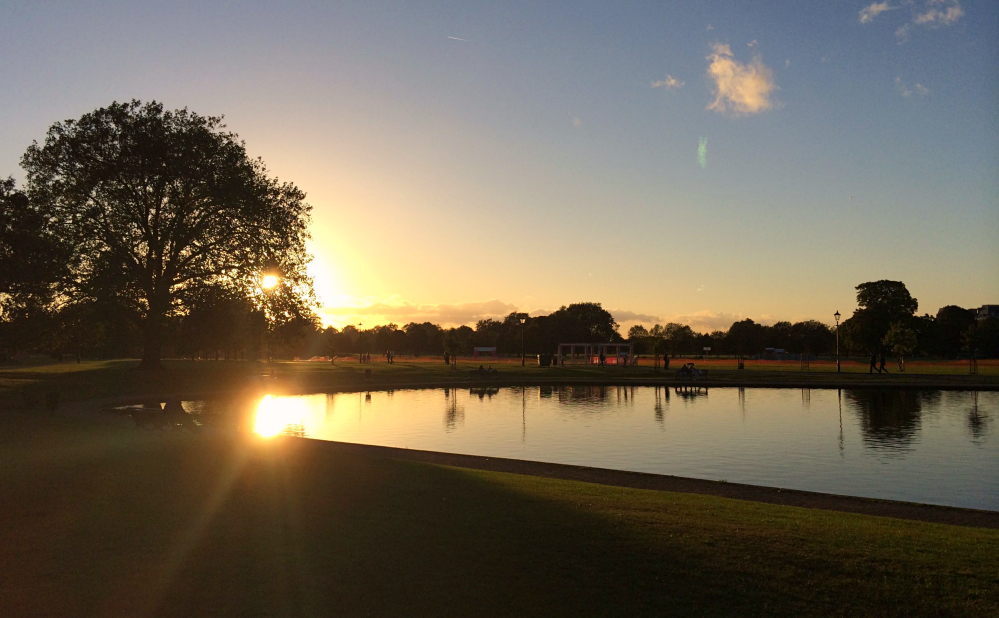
[{"left": 139, "top": 299, "right": 165, "bottom": 370}]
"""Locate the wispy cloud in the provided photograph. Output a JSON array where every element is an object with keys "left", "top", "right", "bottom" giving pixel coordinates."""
[
  {"left": 570, "top": 113, "right": 582, "bottom": 127},
  {"left": 447, "top": 36, "right": 469, "bottom": 42},
  {"left": 914, "top": 0, "right": 964, "bottom": 26},
  {"left": 706, "top": 43, "right": 777, "bottom": 116},
  {"left": 895, "top": 76, "right": 930, "bottom": 97},
  {"left": 869, "top": 1, "right": 964, "bottom": 45},
  {"left": 859, "top": 2, "right": 895, "bottom": 24},
  {"left": 660, "top": 311, "right": 776, "bottom": 333},
  {"left": 698, "top": 137, "right": 708, "bottom": 169},
  {"left": 612, "top": 309, "right": 662, "bottom": 323},
  {"left": 321, "top": 299, "right": 520, "bottom": 328},
  {"left": 895, "top": 23, "right": 911, "bottom": 43},
  {"left": 706, "top": 24, "right": 714, "bottom": 31},
  {"left": 651, "top": 74, "right": 684, "bottom": 89}
]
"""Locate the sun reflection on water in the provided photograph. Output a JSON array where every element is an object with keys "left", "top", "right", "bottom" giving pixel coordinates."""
[{"left": 255, "top": 394, "right": 309, "bottom": 437}]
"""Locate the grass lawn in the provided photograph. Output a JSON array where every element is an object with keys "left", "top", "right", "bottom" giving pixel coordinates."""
[
  {"left": 2, "top": 357, "right": 996, "bottom": 410},
  {"left": 1, "top": 411, "right": 997, "bottom": 617}
]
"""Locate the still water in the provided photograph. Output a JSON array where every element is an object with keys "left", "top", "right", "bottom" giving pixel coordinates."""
[{"left": 188, "top": 387, "right": 997, "bottom": 511}]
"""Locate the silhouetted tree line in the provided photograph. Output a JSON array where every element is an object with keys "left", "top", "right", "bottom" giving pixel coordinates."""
[{"left": 837, "top": 280, "right": 998, "bottom": 361}]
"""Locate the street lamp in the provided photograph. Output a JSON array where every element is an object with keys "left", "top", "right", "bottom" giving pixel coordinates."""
[
  {"left": 520, "top": 316, "right": 526, "bottom": 367},
  {"left": 834, "top": 310, "right": 841, "bottom": 373}
]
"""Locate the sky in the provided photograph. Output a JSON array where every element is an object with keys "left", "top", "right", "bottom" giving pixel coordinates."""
[{"left": 1, "top": 0, "right": 997, "bottom": 332}]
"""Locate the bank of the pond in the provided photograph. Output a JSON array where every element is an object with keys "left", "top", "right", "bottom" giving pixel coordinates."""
[
  {"left": 316, "top": 440, "right": 999, "bottom": 529},
  {"left": 2, "top": 410, "right": 997, "bottom": 617},
  {"left": 3, "top": 359, "right": 998, "bottom": 411}
]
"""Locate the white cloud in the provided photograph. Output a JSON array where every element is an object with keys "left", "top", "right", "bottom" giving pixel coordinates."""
[
  {"left": 785, "top": 58, "right": 790, "bottom": 68},
  {"left": 651, "top": 74, "right": 684, "bottom": 89},
  {"left": 895, "top": 76, "right": 930, "bottom": 97},
  {"left": 859, "top": 2, "right": 895, "bottom": 24},
  {"left": 705, "top": 43, "right": 778, "bottom": 116},
  {"left": 914, "top": 0, "right": 964, "bottom": 25}
]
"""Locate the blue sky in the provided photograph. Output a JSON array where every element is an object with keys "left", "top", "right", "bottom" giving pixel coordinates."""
[{"left": 1, "top": 1, "right": 996, "bottom": 330}]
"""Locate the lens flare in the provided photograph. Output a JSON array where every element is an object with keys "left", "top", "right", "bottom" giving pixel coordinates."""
[{"left": 254, "top": 395, "right": 303, "bottom": 437}]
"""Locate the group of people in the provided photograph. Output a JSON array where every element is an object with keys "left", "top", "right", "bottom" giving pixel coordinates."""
[
  {"left": 384, "top": 350, "right": 396, "bottom": 364},
  {"left": 869, "top": 352, "right": 890, "bottom": 374},
  {"left": 476, "top": 365, "right": 497, "bottom": 376},
  {"left": 358, "top": 352, "right": 372, "bottom": 364}
]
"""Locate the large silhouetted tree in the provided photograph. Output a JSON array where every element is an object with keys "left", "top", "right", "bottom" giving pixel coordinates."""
[
  {"left": 21, "top": 101, "right": 313, "bottom": 368},
  {"left": 935, "top": 305, "right": 976, "bottom": 358},
  {"left": 842, "top": 280, "right": 917, "bottom": 353}
]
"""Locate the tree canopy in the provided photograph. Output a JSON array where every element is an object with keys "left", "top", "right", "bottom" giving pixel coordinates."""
[
  {"left": 20, "top": 100, "right": 314, "bottom": 367},
  {"left": 842, "top": 280, "right": 918, "bottom": 353}
]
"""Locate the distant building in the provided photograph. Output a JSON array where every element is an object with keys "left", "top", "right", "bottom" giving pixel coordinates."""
[{"left": 977, "top": 305, "right": 999, "bottom": 320}]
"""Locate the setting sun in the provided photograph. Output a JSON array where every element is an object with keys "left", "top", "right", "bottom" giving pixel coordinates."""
[{"left": 261, "top": 274, "right": 279, "bottom": 289}]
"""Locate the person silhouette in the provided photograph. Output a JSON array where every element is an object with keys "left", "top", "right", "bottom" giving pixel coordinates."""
[
  {"left": 879, "top": 352, "right": 889, "bottom": 374},
  {"left": 869, "top": 352, "right": 878, "bottom": 374}
]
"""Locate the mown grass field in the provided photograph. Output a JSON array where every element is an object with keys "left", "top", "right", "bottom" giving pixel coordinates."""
[
  {"left": 1, "top": 411, "right": 997, "bottom": 617},
  {"left": 1, "top": 356, "right": 996, "bottom": 410}
]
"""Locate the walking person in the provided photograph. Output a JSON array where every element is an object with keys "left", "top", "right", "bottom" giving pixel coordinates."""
[
  {"left": 879, "top": 351, "right": 889, "bottom": 374},
  {"left": 869, "top": 352, "right": 878, "bottom": 374}
]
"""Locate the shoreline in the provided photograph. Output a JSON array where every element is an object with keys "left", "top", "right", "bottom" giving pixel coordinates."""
[{"left": 304, "top": 439, "right": 999, "bottom": 529}]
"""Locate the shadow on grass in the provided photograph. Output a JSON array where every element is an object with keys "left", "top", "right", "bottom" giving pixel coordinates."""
[{"left": 4, "top": 414, "right": 994, "bottom": 618}]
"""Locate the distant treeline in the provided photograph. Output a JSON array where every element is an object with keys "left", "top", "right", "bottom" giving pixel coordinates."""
[{"left": 3, "top": 289, "right": 994, "bottom": 362}]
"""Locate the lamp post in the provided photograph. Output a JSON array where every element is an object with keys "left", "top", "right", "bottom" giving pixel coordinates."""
[
  {"left": 834, "top": 310, "right": 841, "bottom": 373},
  {"left": 520, "top": 316, "right": 526, "bottom": 367}
]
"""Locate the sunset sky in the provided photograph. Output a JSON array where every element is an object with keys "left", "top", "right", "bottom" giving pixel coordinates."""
[{"left": 2, "top": 1, "right": 996, "bottom": 332}]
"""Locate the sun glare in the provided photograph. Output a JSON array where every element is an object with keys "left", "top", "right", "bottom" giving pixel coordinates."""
[
  {"left": 254, "top": 394, "right": 304, "bottom": 437},
  {"left": 261, "top": 274, "right": 279, "bottom": 289}
]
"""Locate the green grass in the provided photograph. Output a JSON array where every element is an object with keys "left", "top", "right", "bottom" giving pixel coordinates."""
[
  {"left": 1, "top": 356, "right": 996, "bottom": 410},
  {"left": 1, "top": 411, "right": 996, "bottom": 617}
]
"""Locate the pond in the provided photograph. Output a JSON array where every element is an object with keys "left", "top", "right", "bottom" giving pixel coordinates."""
[{"left": 183, "top": 386, "right": 997, "bottom": 511}]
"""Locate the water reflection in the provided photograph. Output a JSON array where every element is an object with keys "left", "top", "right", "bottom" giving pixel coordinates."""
[
  {"left": 444, "top": 390, "right": 465, "bottom": 432},
  {"left": 172, "top": 387, "right": 997, "bottom": 510},
  {"left": 673, "top": 386, "right": 708, "bottom": 402},
  {"left": 653, "top": 386, "right": 669, "bottom": 426},
  {"left": 558, "top": 385, "right": 610, "bottom": 405},
  {"left": 252, "top": 394, "right": 322, "bottom": 438},
  {"left": 967, "top": 391, "right": 989, "bottom": 442},
  {"left": 470, "top": 387, "right": 499, "bottom": 400},
  {"left": 845, "top": 390, "right": 939, "bottom": 452}
]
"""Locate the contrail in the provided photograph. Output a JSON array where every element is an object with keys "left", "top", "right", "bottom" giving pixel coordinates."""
[
  {"left": 698, "top": 137, "right": 708, "bottom": 169},
  {"left": 448, "top": 36, "right": 469, "bottom": 42}
]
